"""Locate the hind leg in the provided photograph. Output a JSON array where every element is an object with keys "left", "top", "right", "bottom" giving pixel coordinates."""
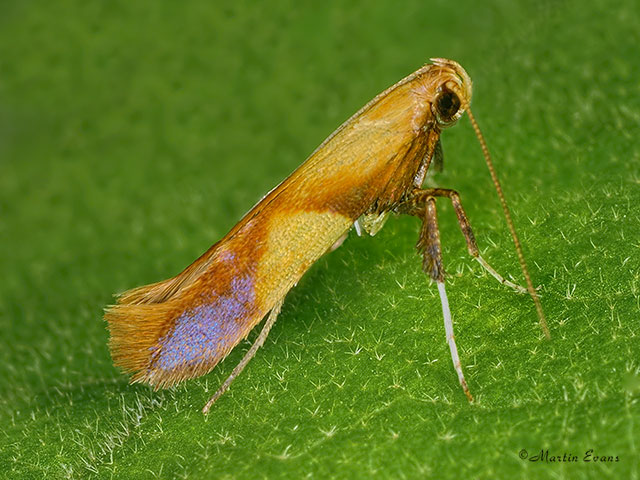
[{"left": 203, "top": 297, "right": 285, "bottom": 414}]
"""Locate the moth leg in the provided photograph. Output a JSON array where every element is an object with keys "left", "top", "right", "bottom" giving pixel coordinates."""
[
  {"left": 329, "top": 231, "right": 349, "bottom": 252},
  {"left": 202, "top": 297, "right": 285, "bottom": 414},
  {"left": 437, "top": 280, "right": 473, "bottom": 402},
  {"left": 405, "top": 188, "right": 527, "bottom": 294},
  {"left": 407, "top": 195, "right": 473, "bottom": 402}
]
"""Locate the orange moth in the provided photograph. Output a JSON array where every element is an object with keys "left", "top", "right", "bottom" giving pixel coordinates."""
[{"left": 105, "top": 58, "right": 549, "bottom": 414}]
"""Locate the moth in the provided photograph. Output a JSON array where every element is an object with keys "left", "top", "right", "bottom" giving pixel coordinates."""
[{"left": 105, "top": 58, "right": 548, "bottom": 414}]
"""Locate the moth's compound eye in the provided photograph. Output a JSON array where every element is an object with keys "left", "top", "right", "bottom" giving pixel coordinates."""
[{"left": 434, "top": 90, "right": 461, "bottom": 125}]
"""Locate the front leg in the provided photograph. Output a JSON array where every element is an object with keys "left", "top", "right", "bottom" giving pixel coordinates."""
[{"left": 400, "top": 188, "right": 528, "bottom": 294}]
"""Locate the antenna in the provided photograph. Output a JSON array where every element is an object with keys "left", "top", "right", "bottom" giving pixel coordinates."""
[{"left": 464, "top": 104, "right": 551, "bottom": 339}]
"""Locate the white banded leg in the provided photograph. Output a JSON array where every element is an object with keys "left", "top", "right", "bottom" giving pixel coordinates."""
[
  {"left": 475, "top": 256, "right": 527, "bottom": 294},
  {"left": 437, "top": 281, "right": 473, "bottom": 402}
]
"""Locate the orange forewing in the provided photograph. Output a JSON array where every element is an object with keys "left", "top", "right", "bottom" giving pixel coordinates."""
[{"left": 106, "top": 60, "right": 469, "bottom": 388}]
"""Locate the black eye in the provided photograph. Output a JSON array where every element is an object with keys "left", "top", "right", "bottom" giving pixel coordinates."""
[{"left": 435, "top": 91, "right": 461, "bottom": 123}]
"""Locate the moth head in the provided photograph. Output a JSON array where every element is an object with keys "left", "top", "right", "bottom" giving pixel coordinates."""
[{"left": 429, "top": 58, "right": 472, "bottom": 127}]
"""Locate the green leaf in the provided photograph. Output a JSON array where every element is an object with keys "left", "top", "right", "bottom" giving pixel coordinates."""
[{"left": 1, "top": 0, "right": 638, "bottom": 478}]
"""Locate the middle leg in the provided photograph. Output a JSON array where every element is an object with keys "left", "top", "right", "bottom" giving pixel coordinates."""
[{"left": 402, "top": 194, "right": 473, "bottom": 401}]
